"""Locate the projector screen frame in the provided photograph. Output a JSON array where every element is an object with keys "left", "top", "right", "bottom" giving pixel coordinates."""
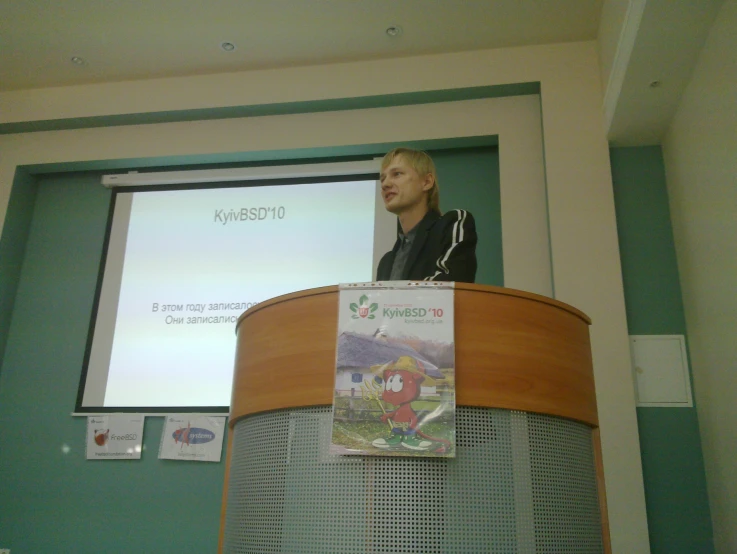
[{"left": 101, "top": 159, "right": 383, "bottom": 188}]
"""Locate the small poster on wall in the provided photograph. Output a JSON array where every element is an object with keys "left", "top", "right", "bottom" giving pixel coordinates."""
[
  {"left": 158, "top": 415, "right": 226, "bottom": 462},
  {"left": 331, "top": 282, "right": 456, "bottom": 457},
  {"left": 86, "top": 414, "right": 144, "bottom": 460}
]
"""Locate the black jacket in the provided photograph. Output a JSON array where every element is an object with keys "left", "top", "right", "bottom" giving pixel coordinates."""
[{"left": 376, "top": 209, "right": 477, "bottom": 283}]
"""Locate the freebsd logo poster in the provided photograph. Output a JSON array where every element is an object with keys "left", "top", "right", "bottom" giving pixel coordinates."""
[{"left": 86, "top": 414, "right": 144, "bottom": 460}]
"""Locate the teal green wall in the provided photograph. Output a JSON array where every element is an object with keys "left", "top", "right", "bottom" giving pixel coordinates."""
[
  {"left": 0, "top": 169, "right": 38, "bottom": 374},
  {"left": 0, "top": 172, "right": 225, "bottom": 552},
  {"left": 0, "top": 141, "right": 717, "bottom": 552},
  {"left": 0, "top": 144, "right": 501, "bottom": 553},
  {"left": 433, "top": 147, "right": 503, "bottom": 286},
  {"left": 610, "top": 146, "right": 714, "bottom": 553}
]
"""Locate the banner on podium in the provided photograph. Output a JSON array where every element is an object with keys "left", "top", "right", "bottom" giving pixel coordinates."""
[{"left": 331, "top": 282, "right": 455, "bottom": 457}]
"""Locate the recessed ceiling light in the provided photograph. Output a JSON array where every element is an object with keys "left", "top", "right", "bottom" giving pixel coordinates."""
[
  {"left": 386, "top": 25, "right": 403, "bottom": 38},
  {"left": 220, "top": 41, "right": 236, "bottom": 52},
  {"left": 70, "top": 56, "right": 86, "bottom": 66}
]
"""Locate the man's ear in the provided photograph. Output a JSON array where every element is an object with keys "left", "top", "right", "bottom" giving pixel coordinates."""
[{"left": 422, "top": 173, "right": 435, "bottom": 192}]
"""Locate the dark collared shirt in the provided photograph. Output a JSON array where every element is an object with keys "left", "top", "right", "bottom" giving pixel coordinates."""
[{"left": 389, "top": 224, "right": 419, "bottom": 280}]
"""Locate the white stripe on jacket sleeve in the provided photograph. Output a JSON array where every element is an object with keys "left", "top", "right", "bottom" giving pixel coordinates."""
[{"left": 427, "top": 209, "right": 467, "bottom": 280}]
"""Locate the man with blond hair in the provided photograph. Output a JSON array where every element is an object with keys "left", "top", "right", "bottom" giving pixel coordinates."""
[{"left": 376, "top": 148, "right": 477, "bottom": 282}]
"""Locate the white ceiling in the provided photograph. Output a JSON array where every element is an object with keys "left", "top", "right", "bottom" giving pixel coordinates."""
[
  {"left": 0, "top": 0, "right": 602, "bottom": 90},
  {"left": 0, "top": 0, "right": 727, "bottom": 145},
  {"left": 606, "top": 0, "right": 726, "bottom": 145}
]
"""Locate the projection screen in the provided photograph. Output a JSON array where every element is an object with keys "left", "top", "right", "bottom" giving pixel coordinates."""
[{"left": 77, "top": 161, "right": 394, "bottom": 411}]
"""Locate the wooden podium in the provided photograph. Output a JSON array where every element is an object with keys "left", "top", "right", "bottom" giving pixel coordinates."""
[{"left": 221, "top": 284, "right": 610, "bottom": 553}]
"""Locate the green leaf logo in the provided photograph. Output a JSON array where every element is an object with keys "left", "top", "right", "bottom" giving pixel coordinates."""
[{"left": 351, "top": 295, "right": 379, "bottom": 319}]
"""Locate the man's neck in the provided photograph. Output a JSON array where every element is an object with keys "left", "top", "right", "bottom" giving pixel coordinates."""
[{"left": 398, "top": 205, "right": 429, "bottom": 235}]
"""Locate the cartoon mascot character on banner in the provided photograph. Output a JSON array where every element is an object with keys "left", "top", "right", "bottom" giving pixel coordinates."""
[{"left": 370, "top": 356, "right": 452, "bottom": 453}]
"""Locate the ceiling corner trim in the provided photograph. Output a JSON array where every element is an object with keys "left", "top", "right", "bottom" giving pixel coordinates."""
[
  {"left": 602, "top": 0, "right": 647, "bottom": 134},
  {"left": 0, "top": 82, "right": 540, "bottom": 136}
]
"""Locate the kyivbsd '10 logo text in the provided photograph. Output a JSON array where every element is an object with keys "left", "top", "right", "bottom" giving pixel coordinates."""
[{"left": 350, "top": 294, "right": 378, "bottom": 319}]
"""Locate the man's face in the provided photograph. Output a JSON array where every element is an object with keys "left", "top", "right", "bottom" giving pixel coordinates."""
[{"left": 379, "top": 155, "right": 433, "bottom": 215}]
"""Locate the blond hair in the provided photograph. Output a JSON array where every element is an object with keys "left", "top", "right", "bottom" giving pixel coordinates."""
[{"left": 381, "top": 148, "right": 440, "bottom": 213}]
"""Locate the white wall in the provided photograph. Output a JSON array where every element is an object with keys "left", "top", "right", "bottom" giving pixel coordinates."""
[
  {"left": 662, "top": 1, "right": 737, "bottom": 551},
  {"left": 0, "top": 42, "right": 650, "bottom": 552},
  {"left": 597, "top": 0, "right": 633, "bottom": 94},
  {"left": 597, "top": 0, "right": 647, "bottom": 135}
]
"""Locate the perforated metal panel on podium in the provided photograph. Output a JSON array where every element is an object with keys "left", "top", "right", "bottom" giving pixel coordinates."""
[{"left": 220, "top": 284, "right": 610, "bottom": 553}]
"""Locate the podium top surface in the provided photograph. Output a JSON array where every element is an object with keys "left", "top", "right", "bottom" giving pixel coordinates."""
[
  {"left": 236, "top": 283, "right": 590, "bottom": 331},
  {"left": 230, "top": 282, "right": 598, "bottom": 427}
]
